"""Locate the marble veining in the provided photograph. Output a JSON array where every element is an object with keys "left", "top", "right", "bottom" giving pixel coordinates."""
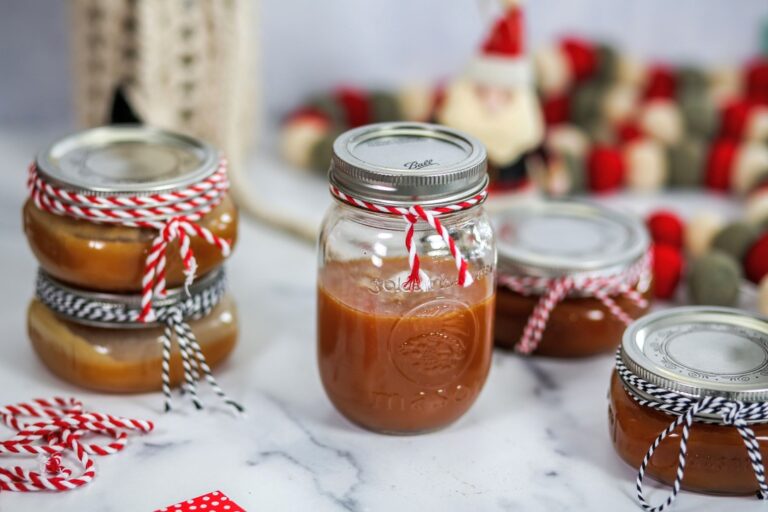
[{"left": 0, "top": 128, "right": 763, "bottom": 511}]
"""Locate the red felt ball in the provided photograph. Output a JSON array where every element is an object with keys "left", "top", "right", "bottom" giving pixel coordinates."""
[
  {"left": 744, "top": 233, "right": 768, "bottom": 283},
  {"left": 720, "top": 99, "right": 754, "bottom": 139},
  {"left": 644, "top": 65, "right": 676, "bottom": 100},
  {"left": 704, "top": 139, "right": 739, "bottom": 191},
  {"left": 586, "top": 144, "right": 625, "bottom": 193},
  {"left": 616, "top": 121, "right": 643, "bottom": 144},
  {"left": 560, "top": 38, "right": 597, "bottom": 82},
  {"left": 647, "top": 210, "right": 684, "bottom": 248},
  {"left": 542, "top": 94, "right": 570, "bottom": 126},
  {"left": 746, "top": 58, "right": 768, "bottom": 104},
  {"left": 335, "top": 87, "right": 371, "bottom": 128},
  {"left": 652, "top": 244, "right": 684, "bottom": 299}
]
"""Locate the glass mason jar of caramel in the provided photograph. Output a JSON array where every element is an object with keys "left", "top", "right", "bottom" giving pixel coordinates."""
[
  {"left": 610, "top": 307, "right": 768, "bottom": 507},
  {"left": 318, "top": 122, "right": 496, "bottom": 434},
  {"left": 24, "top": 125, "right": 238, "bottom": 292},
  {"left": 494, "top": 200, "right": 651, "bottom": 357},
  {"left": 28, "top": 267, "right": 237, "bottom": 393}
]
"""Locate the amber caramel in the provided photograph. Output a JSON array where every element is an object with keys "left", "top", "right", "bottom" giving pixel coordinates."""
[
  {"left": 318, "top": 258, "right": 495, "bottom": 434},
  {"left": 609, "top": 372, "right": 768, "bottom": 495},
  {"left": 28, "top": 297, "right": 238, "bottom": 393},
  {"left": 494, "top": 283, "right": 652, "bottom": 357},
  {"left": 23, "top": 195, "right": 238, "bottom": 292}
]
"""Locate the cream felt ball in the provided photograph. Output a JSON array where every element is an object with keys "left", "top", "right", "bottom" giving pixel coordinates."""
[
  {"left": 279, "top": 115, "right": 330, "bottom": 169},
  {"left": 732, "top": 143, "right": 768, "bottom": 194},
  {"left": 602, "top": 83, "right": 639, "bottom": 126},
  {"left": 545, "top": 124, "right": 589, "bottom": 158},
  {"left": 617, "top": 53, "right": 646, "bottom": 87},
  {"left": 535, "top": 45, "right": 571, "bottom": 96},
  {"left": 625, "top": 138, "right": 667, "bottom": 192},
  {"left": 709, "top": 65, "right": 743, "bottom": 103},
  {"left": 685, "top": 211, "right": 724, "bottom": 257},
  {"left": 639, "top": 100, "right": 684, "bottom": 145},
  {"left": 746, "top": 187, "right": 768, "bottom": 224},
  {"left": 747, "top": 108, "right": 768, "bottom": 141},
  {"left": 397, "top": 84, "right": 435, "bottom": 122}
]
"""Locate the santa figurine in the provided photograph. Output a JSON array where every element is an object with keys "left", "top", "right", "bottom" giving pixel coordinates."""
[{"left": 437, "top": 1, "right": 544, "bottom": 189}]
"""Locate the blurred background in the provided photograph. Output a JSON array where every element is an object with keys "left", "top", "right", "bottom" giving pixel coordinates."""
[{"left": 2, "top": 0, "right": 766, "bottom": 130}]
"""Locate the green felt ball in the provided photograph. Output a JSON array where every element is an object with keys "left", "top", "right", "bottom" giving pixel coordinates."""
[
  {"left": 712, "top": 222, "right": 761, "bottom": 261},
  {"left": 569, "top": 80, "right": 605, "bottom": 128},
  {"left": 667, "top": 138, "right": 705, "bottom": 188},
  {"left": 594, "top": 44, "right": 619, "bottom": 83},
  {"left": 308, "top": 131, "right": 339, "bottom": 173},
  {"left": 688, "top": 251, "right": 743, "bottom": 306},
  {"left": 307, "top": 95, "right": 345, "bottom": 126},
  {"left": 676, "top": 66, "right": 709, "bottom": 95},
  {"left": 679, "top": 91, "right": 717, "bottom": 139},
  {"left": 563, "top": 152, "right": 586, "bottom": 192},
  {"left": 369, "top": 91, "right": 402, "bottom": 123}
]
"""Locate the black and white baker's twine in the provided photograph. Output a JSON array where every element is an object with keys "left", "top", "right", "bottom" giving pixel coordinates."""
[
  {"left": 36, "top": 270, "right": 243, "bottom": 415},
  {"left": 615, "top": 350, "right": 768, "bottom": 512}
]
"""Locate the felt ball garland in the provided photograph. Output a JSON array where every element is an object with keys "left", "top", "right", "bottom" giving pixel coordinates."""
[{"left": 278, "top": 36, "right": 767, "bottom": 314}]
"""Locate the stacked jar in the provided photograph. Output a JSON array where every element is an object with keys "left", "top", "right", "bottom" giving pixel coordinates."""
[{"left": 23, "top": 126, "right": 240, "bottom": 409}]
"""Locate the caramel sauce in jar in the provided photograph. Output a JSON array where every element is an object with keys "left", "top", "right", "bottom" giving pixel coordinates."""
[
  {"left": 495, "top": 283, "right": 652, "bottom": 357},
  {"left": 318, "top": 258, "right": 494, "bottom": 434},
  {"left": 609, "top": 372, "right": 768, "bottom": 495},
  {"left": 609, "top": 307, "right": 768, "bottom": 496},
  {"left": 27, "top": 295, "right": 237, "bottom": 393},
  {"left": 493, "top": 200, "right": 651, "bottom": 357}
]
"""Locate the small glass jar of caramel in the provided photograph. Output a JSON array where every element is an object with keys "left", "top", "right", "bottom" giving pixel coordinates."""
[
  {"left": 494, "top": 200, "right": 651, "bottom": 357},
  {"left": 610, "top": 307, "right": 768, "bottom": 509},
  {"left": 24, "top": 125, "right": 238, "bottom": 292},
  {"left": 318, "top": 122, "right": 496, "bottom": 434},
  {"left": 28, "top": 267, "right": 237, "bottom": 393}
]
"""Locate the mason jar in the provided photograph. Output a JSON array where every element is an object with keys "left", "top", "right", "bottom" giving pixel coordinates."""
[
  {"left": 28, "top": 267, "right": 237, "bottom": 393},
  {"left": 610, "top": 307, "right": 768, "bottom": 503},
  {"left": 318, "top": 122, "right": 496, "bottom": 434},
  {"left": 23, "top": 125, "right": 238, "bottom": 293},
  {"left": 494, "top": 200, "right": 652, "bottom": 357}
]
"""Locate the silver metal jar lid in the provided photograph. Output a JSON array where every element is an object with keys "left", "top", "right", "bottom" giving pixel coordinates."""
[
  {"left": 35, "top": 267, "right": 226, "bottom": 329},
  {"left": 621, "top": 307, "right": 768, "bottom": 402},
  {"left": 494, "top": 200, "right": 649, "bottom": 279},
  {"left": 330, "top": 122, "right": 488, "bottom": 207},
  {"left": 35, "top": 125, "right": 219, "bottom": 196}
]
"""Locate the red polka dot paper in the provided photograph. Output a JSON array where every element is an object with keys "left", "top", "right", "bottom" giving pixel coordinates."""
[{"left": 155, "top": 491, "right": 245, "bottom": 512}]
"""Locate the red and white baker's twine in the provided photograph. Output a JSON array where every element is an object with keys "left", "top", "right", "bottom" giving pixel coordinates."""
[
  {"left": 501, "top": 252, "right": 652, "bottom": 354},
  {"left": 0, "top": 397, "right": 152, "bottom": 493},
  {"left": 27, "top": 160, "right": 232, "bottom": 323},
  {"left": 330, "top": 186, "right": 486, "bottom": 290}
]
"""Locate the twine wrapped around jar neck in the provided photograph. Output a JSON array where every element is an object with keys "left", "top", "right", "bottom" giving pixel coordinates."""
[{"left": 329, "top": 184, "right": 487, "bottom": 291}]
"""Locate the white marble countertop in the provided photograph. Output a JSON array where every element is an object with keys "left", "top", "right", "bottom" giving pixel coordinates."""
[{"left": 0, "top": 127, "right": 762, "bottom": 512}]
